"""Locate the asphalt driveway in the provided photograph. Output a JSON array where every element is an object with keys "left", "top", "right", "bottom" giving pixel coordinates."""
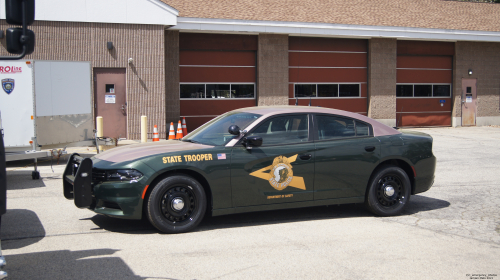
[{"left": 1, "top": 126, "right": 499, "bottom": 280}]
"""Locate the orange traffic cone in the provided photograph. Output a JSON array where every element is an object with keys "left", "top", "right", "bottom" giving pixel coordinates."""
[
  {"left": 176, "top": 120, "right": 183, "bottom": 139},
  {"left": 152, "top": 125, "right": 159, "bottom": 142},
  {"left": 168, "top": 122, "right": 175, "bottom": 140},
  {"left": 182, "top": 117, "right": 188, "bottom": 136}
]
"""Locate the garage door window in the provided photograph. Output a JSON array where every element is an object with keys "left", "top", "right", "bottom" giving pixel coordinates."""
[
  {"left": 294, "top": 84, "right": 360, "bottom": 98},
  {"left": 180, "top": 84, "right": 255, "bottom": 99},
  {"left": 396, "top": 84, "right": 451, "bottom": 97},
  {"left": 433, "top": 85, "right": 451, "bottom": 97}
]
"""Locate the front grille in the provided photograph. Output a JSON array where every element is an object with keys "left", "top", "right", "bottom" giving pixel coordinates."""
[{"left": 92, "top": 169, "right": 106, "bottom": 183}]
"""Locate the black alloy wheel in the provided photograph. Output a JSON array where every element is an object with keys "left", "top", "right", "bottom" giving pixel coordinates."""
[
  {"left": 365, "top": 165, "right": 410, "bottom": 216},
  {"left": 160, "top": 185, "right": 195, "bottom": 223},
  {"left": 147, "top": 175, "right": 206, "bottom": 234},
  {"left": 375, "top": 175, "right": 403, "bottom": 207}
]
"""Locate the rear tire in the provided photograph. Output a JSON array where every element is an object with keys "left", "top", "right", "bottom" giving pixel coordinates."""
[
  {"left": 365, "top": 165, "right": 410, "bottom": 216},
  {"left": 147, "top": 175, "right": 206, "bottom": 234}
]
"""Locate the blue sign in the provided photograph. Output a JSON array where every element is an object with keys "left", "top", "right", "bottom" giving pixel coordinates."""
[
  {"left": 2, "top": 78, "right": 14, "bottom": 95},
  {"left": 439, "top": 100, "right": 446, "bottom": 103}
]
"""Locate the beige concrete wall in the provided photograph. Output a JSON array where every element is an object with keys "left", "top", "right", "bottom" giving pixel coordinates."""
[
  {"left": 0, "top": 20, "right": 166, "bottom": 140},
  {"left": 368, "top": 38, "right": 397, "bottom": 126},
  {"left": 257, "top": 34, "right": 288, "bottom": 106},
  {"left": 454, "top": 41, "right": 500, "bottom": 124},
  {"left": 165, "top": 30, "right": 180, "bottom": 129}
]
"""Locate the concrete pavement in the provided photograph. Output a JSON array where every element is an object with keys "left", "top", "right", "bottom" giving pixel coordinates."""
[{"left": 1, "top": 127, "right": 499, "bottom": 280}]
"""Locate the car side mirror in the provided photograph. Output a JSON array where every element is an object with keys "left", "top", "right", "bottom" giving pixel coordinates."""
[
  {"left": 228, "top": 125, "right": 240, "bottom": 135},
  {"left": 242, "top": 136, "right": 262, "bottom": 149}
]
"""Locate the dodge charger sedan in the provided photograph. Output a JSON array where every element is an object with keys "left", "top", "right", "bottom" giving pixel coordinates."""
[{"left": 63, "top": 106, "right": 436, "bottom": 233}]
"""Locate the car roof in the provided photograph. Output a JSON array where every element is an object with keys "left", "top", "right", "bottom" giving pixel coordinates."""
[{"left": 232, "top": 106, "right": 401, "bottom": 137}]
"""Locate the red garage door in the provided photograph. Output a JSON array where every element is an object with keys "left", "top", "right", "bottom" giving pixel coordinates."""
[
  {"left": 396, "top": 41, "right": 454, "bottom": 127},
  {"left": 288, "top": 37, "right": 368, "bottom": 115},
  {"left": 179, "top": 33, "right": 257, "bottom": 131}
]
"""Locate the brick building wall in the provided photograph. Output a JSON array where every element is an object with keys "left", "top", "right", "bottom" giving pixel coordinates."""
[
  {"left": 454, "top": 41, "right": 500, "bottom": 126},
  {"left": 367, "top": 38, "right": 397, "bottom": 126},
  {"left": 165, "top": 30, "right": 180, "bottom": 129},
  {"left": 257, "top": 34, "right": 288, "bottom": 106},
  {"left": 0, "top": 20, "right": 166, "bottom": 140}
]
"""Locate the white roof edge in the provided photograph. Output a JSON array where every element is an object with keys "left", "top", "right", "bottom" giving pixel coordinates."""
[
  {"left": 0, "top": 0, "right": 179, "bottom": 26},
  {"left": 172, "top": 17, "right": 500, "bottom": 42}
]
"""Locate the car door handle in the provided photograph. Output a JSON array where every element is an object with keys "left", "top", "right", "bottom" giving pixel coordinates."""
[
  {"left": 299, "top": 154, "right": 312, "bottom": 160},
  {"left": 365, "top": 146, "right": 376, "bottom": 152}
]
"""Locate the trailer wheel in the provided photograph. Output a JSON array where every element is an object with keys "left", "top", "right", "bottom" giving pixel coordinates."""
[{"left": 32, "top": 171, "right": 40, "bottom": 180}]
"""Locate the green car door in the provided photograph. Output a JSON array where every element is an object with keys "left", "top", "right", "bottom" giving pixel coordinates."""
[
  {"left": 313, "top": 114, "right": 380, "bottom": 201},
  {"left": 230, "top": 114, "right": 315, "bottom": 207}
]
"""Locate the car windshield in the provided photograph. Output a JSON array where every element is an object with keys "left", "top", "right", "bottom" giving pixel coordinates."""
[{"left": 182, "top": 111, "right": 262, "bottom": 146}]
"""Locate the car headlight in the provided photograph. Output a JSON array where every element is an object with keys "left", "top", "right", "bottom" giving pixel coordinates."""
[{"left": 106, "top": 169, "right": 143, "bottom": 181}]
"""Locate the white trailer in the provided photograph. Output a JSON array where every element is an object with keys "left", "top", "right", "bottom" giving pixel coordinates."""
[{"left": 0, "top": 60, "right": 94, "bottom": 178}]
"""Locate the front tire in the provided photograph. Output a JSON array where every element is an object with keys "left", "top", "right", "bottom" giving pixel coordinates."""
[
  {"left": 365, "top": 165, "right": 411, "bottom": 216},
  {"left": 147, "top": 175, "right": 206, "bottom": 234}
]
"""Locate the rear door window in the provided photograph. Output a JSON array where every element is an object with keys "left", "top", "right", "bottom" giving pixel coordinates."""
[{"left": 316, "top": 115, "right": 371, "bottom": 140}]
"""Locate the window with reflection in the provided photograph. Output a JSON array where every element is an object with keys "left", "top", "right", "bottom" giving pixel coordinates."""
[
  {"left": 339, "top": 84, "right": 359, "bottom": 97},
  {"left": 317, "top": 115, "right": 371, "bottom": 140},
  {"left": 183, "top": 112, "right": 261, "bottom": 146},
  {"left": 414, "top": 85, "right": 432, "bottom": 97},
  {"left": 318, "top": 84, "right": 338, "bottom": 97},
  {"left": 180, "top": 84, "right": 205, "bottom": 98},
  {"left": 294, "top": 84, "right": 360, "bottom": 98},
  {"left": 247, "top": 114, "right": 309, "bottom": 146},
  {"left": 317, "top": 115, "right": 355, "bottom": 140},
  {"left": 180, "top": 84, "right": 255, "bottom": 99},
  {"left": 396, "top": 85, "right": 413, "bottom": 97},
  {"left": 231, "top": 84, "right": 255, "bottom": 98},
  {"left": 433, "top": 85, "right": 451, "bottom": 97},
  {"left": 206, "top": 84, "right": 230, "bottom": 98},
  {"left": 355, "top": 121, "right": 370, "bottom": 136},
  {"left": 295, "top": 84, "right": 316, "bottom": 97},
  {"left": 396, "top": 84, "right": 451, "bottom": 97}
]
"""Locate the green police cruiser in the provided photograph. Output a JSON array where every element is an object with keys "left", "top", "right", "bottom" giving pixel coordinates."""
[{"left": 63, "top": 106, "right": 436, "bottom": 234}]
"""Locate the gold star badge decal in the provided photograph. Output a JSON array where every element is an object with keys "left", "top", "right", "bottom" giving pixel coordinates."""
[{"left": 249, "top": 154, "right": 306, "bottom": 191}]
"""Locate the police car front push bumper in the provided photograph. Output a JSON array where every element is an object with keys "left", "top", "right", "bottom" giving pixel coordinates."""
[{"left": 63, "top": 153, "right": 94, "bottom": 208}]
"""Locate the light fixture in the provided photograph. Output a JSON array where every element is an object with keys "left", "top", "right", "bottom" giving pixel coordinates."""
[
  {"left": 468, "top": 69, "right": 473, "bottom": 75},
  {"left": 107, "top": 42, "right": 113, "bottom": 50},
  {"left": 128, "top": 58, "right": 134, "bottom": 64}
]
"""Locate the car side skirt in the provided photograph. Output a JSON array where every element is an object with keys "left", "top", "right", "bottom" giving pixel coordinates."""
[{"left": 212, "top": 196, "right": 365, "bottom": 216}]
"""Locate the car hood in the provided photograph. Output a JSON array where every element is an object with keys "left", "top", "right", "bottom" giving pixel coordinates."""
[{"left": 93, "top": 140, "right": 214, "bottom": 163}]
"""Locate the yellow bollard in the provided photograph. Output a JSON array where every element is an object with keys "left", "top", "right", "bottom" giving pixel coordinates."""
[
  {"left": 141, "top": 116, "right": 147, "bottom": 143},
  {"left": 96, "top": 116, "right": 104, "bottom": 152}
]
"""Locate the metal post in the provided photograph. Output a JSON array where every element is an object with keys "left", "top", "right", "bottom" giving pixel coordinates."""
[
  {"left": 141, "top": 115, "right": 147, "bottom": 143},
  {"left": 31, "top": 137, "right": 39, "bottom": 179},
  {"left": 96, "top": 116, "right": 104, "bottom": 152}
]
